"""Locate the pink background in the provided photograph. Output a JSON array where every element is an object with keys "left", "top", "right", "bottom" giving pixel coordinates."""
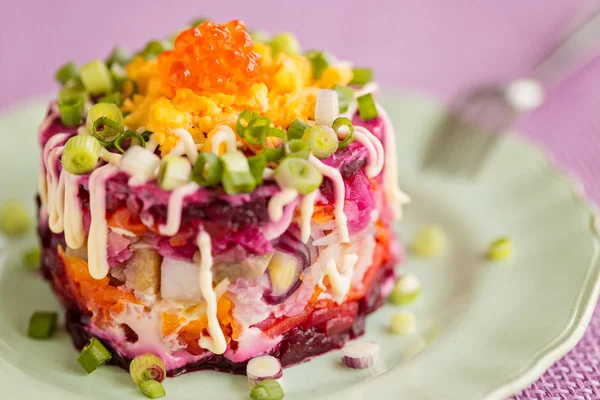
[{"left": 1, "top": 0, "right": 600, "bottom": 398}]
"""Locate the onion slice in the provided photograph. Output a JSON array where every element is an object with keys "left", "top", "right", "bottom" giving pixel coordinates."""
[
  {"left": 315, "top": 89, "right": 340, "bottom": 126},
  {"left": 120, "top": 145, "right": 161, "bottom": 185},
  {"left": 341, "top": 341, "right": 381, "bottom": 369},
  {"left": 246, "top": 355, "right": 283, "bottom": 387}
]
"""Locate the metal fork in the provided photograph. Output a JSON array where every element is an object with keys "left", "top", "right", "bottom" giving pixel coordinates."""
[{"left": 423, "top": 8, "right": 600, "bottom": 177}]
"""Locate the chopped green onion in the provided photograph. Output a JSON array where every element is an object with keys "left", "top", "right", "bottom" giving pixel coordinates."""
[
  {"left": 130, "top": 353, "right": 166, "bottom": 384},
  {"left": 350, "top": 68, "right": 374, "bottom": 85},
  {"left": 23, "top": 247, "right": 41, "bottom": 270},
  {"left": 106, "top": 46, "right": 130, "bottom": 66},
  {"left": 0, "top": 201, "right": 31, "bottom": 236},
  {"left": 58, "top": 95, "right": 84, "bottom": 127},
  {"left": 80, "top": 60, "right": 114, "bottom": 96},
  {"left": 249, "top": 30, "right": 271, "bottom": 43},
  {"left": 220, "top": 151, "right": 257, "bottom": 194},
  {"left": 269, "top": 32, "right": 301, "bottom": 56},
  {"left": 77, "top": 338, "right": 112, "bottom": 374},
  {"left": 332, "top": 117, "right": 355, "bottom": 149},
  {"left": 140, "top": 380, "right": 166, "bottom": 399},
  {"left": 59, "top": 87, "right": 87, "bottom": 104},
  {"left": 287, "top": 119, "right": 310, "bottom": 140},
  {"left": 190, "top": 17, "right": 207, "bottom": 26},
  {"left": 249, "top": 378, "right": 284, "bottom": 400},
  {"left": 110, "top": 63, "right": 127, "bottom": 82},
  {"left": 92, "top": 117, "right": 125, "bottom": 146},
  {"left": 191, "top": 152, "right": 223, "bottom": 187},
  {"left": 87, "top": 102, "right": 124, "bottom": 141},
  {"left": 118, "top": 78, "right": 138, "bottom": 98},
  {"left": 357, "top": 93, "right": 378, "bottom": 121},
  {"left": 28, "top": 311, "right": 58, "bottom": 339},
  {"left": 305, "top": 50, "right": 330, "bottom": 79},
  {"left": 487, "top": 237, "right": 513, "bottom": 261},
  {"left": 411, "top": 224, "right": 446, "bottom": 257},
  {"left": 333, "top": 84, "right": 353, "bottom": 113},
  {"left": 285, "top": 139, "right": 311, "bottom": 159},
  {"left": 302, "top": 125, "right": 338, "bottom": 159},
  {"left": 261, "top": 128, "right": 286, "bottom": 161},
  {"left": 55, "top": 62, "right": 79, "bottom": 86},
  {"left": 158, "top": 155, "right": 192, "bottom": 191},
  {"left": 62, "top": 135, "right": 102, "bottom": 174},
  {"left": 274, "top": 158, "right": 322, "bottom": 194},
  {"left": 98, "top": 92, "right": 123, "bottom": 106},
  {"left": 114, "top": 129, "right": 146, "bottom": 153},
  {"left": 248, "top": 154, "right": 267, "bottom": 185},
  {"left": 390, "top": 311, "right": 416, "bottom": 335},
  {"left": 245, "top": 118, "right": 272, "bottom": 145},
  {"left": 388, "top": 274, "right": 421, "bottom": 305},
  {"left": 140, "top": 40, "right": 172, "bottom": 59}
]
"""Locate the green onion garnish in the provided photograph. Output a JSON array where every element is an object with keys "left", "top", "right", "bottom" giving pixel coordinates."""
[
  {"left": 305, "top": 50, "right": 330, "bottom": 80},
  {"left": 98, "top": 92, "right": 123, "bottom": 106},
  {"left": 23, "top": 247, "right": 41, "bottom": 270},
  {"left": 130, "top": 353, "right": 166, "bottom": 384},
  {"left": 350, "top": 68, "right": 374, "bottom": 85},
  {"left": 302, "top": 125, "right": 338, "bottom": 159},
  {"left": 92, "top": 117, "right": 124, "bottom": 146},
  {"left": 261, "top": 128, "right": 286, "bottom": 162},
  {"left": 109, "top": 63, "right": 127, "bottom": 82},
  {"left": 114, "top": 129, "right": 146, "bottom": 153},
  {"left": 273, "top": 158, "right": 323, "bottom": 195},
  {"left": 80, "top": 60, "right": 114, "bottom": 96},
  {"left": 106, "top": 46, "right": 130, "bottom": 66},
  {"left": 285, "top": 139, "right": 311, "bottom": 159},
  {"left": 249, "top": 378, "right": 285, "bottom": 400},
  {"left": 357, "top": 93, "right": 378, "bottom": 121},
  {"left": 190, "top": 17, "right": 207, "bottom": 26},
  {"left": 140, "top": 40, "right": 172, "bottom": 59},
  {"left": 333, "top": 84, "right": 354, "bottom": 114},
  {"left": 269, "top": 32, "right": 301, "bottom": 56},
  {"left": 139, "top": 380, "right": 166, "bottom": 399},
  {"left": 0, "top": 201, "right": 31, "bottom": 236},
  {"left": 86, "top": 102, "right": 124, "bottom": 140},
  {"left": 245, "top": 118, "right": 271, "bottom": 145},
  {"left": 158, "top": 155, "right": 192, "bottom": 191},
  {"left": 55, "top": 62, "right": 79, "bottom": 86},
  {"left": 77, "top": 337, "right": 112, "bottom": 374},
  {"left": 332, "top": 117, "right": 355, "bottom": 149},
  {"left": 286, "top": 119, "right": 310, "bottom": 140},
  {"left": 58, "top": 95, "right": 84, "bottom": 127},
  {"left": 191, "top": 152, "right": 223, "bottom": 187},
  {"left": 28, "top": 311, "right": 58, "bottom": 339},
  {"left": 118, "top": 78, "right": 139, "bottom": 98},
  {"left": 62, "top": 135, "right": 102, "bottom": 175},
  {"left": 388, "top": 274, "right": 421, "bottom": 305},
  {"left": 248, "top": 154, "right": 267, "bottom": 185},
  {"left": 58, "top": 87, "right": 87, "bottom": 104},
  {"left": 220, "top": 151, "right": 257, "bottom": 194},
  {"left": 487, "top": 237, "right": 513, "bottom": 261}
]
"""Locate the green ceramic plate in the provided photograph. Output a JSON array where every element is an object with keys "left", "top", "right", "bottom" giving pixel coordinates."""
[{"left": 0, "top": 93, "right": 598, "bottom": 400}]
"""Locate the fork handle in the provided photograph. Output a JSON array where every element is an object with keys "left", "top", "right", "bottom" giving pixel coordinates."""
[{"left": 533, "top": 7, "right": 600, "bottom": 87}]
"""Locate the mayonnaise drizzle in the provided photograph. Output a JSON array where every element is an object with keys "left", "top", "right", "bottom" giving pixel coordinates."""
[
  {"left": 308, "top": 155, "right": 349, "bottom": 243},
  {"left": 88, "top": 164, "right": 120, "bottom": 279},
  {"left": 40, "top": 133, "right": 70, "bottom": 209},
  {"left": 196, "top": 231, "right": 227, "bottom": 354},
  {"left": 100, "top": 148, "right": 123, "bottom": 165},
  {"left": 323, "top": 254, "right": 358, "bottom": 303},
  {"left": 63, "top": 171, "right": 85, "bottom": 249},
  {"left": 300, "top": 190, "right": 317, "bottom": 244},
  {"left": 354, "top": 127, "right": 384, "bottom": 178},
  {"left": 210, "top": 126, "right": 237, "bottom": 155},
  {"left": 376, "top": 104, "right": 410, "bottom": 219},
  {"left": 158, "top": 183, "right": 200, "bottom": 236},
  {"left": 172, "top": 128, "right": 199, "bottom": 164},
  {"left": 268, "top": 188, "right": 298, "bottom": 222},
  {"left": 47, "top": 147, "right": 66, "bottom": 233}
]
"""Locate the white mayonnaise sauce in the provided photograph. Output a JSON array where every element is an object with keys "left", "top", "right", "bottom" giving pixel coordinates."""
[
  {"left": 100, "top": 148, "right": 123, "bottom": 165},
  {"left": 47, "top": 147, "right": 66, "bottom": 234},
  {"left": 308, "top": 155, "right": 349, "bottom": 243},
  {"left": 196, "top": 231, "right": 227, "bottom": 355},
  {"left": 87, "top": 164, "right": 120, "bottom": 279},
  {"left": 172, "top": 128, "right": 199, "bottom": 164},
  {"left": 300, "top": 190, "right": 317, "bottom": 244},
  {"left": 268, "top": 188, "right": 298, "bottom": 222},
  {"left": 354, "top": 126, "right": 384, "bottom": 178},
  {"left": 323, "top": 254, "right": 358, "bottom": 303},
  {"left": 40, "top": 133, "right": 70, "bottom": 211},
  {"left": 376, "top": 104, "right": 410, "bottom": 219},
  {"left": 158, "top": 183, "right": 200, "bottom": 236},
  {"left": 63, "top": 171, "right": 85, "bottom": 249},
  {"left": 209, "top": 126, "right": 237, "bottom": 155}
]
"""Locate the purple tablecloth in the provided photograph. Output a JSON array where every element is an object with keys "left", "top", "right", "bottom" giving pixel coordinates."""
[{"left": 1, "top": 1, "right": 599, "bottom": 398}]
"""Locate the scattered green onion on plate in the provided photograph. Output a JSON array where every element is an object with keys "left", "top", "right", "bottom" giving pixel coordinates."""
[
  {"left": 139, "top": 380, "right": 166, "bottom": 399},
  {"left": 27, "top": 311, "right": 57, "bottom": 339},
  {"left": 23, "top": 247, "right": 41, "bottom": 270},
  {"left": 77, "top": 337, "right": 112, "bottom": 374},
  {"left": 249, "top": 378, "right": 285, "bottom": 400},
  {"left": 388, "top": 274, "right": 421, "bottom": 305},
  {"left": 411, "top": 224, "right": 446, "bottom": 257},
  {"left": 488, "top": 237, "right": 513, "bottom": 261},
  {"left": 0, "top": 200, "right": 31, "bottom": 237},
  {"left": 130, "top": 353, "right": 166, "bottom": 384},
  {"left": 390, "top": 311, "right": 416, "bottom": 336}
]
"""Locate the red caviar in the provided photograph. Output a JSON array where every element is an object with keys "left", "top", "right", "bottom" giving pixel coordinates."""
[{"left": 158, "top": 20, "right": 261, "bottom": 95}]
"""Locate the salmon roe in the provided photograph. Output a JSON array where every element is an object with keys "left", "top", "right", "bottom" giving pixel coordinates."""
[{"left": 158, "top": 20, "right": 261, "bottom": 95}]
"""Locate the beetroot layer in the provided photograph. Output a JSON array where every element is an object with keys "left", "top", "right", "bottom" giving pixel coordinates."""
[{"left": 40, "top": 229, "right": 394, "bottom": 376}]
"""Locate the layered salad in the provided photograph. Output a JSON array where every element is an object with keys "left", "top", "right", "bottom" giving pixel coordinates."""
[{"left": 38, "top": 19, "right": 409, "bottom": 378}]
